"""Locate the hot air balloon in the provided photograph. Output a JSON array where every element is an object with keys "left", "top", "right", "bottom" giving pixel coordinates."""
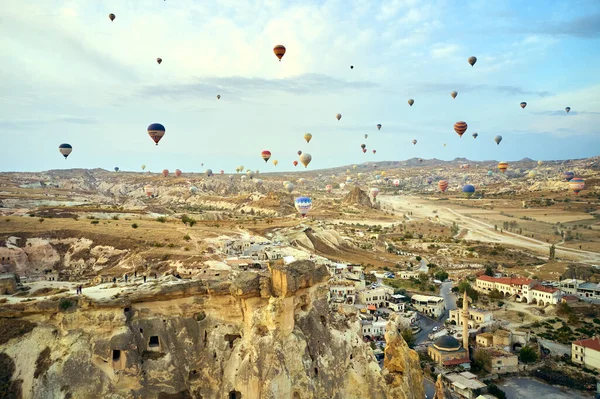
[
  {"left": 203, "top": 169, "right": 212, "bottom": 177},
  {"left": 189, "top": 186, "right": 198, "bottom": 195},
  {"left": 217, "top": 94, "right": 221, "bottom": 100},
  {"left": 565, "top": 107, "right": 571, "bottom": 113},
  {"left": 538, "top": 160, "right": 543, "bottom": 167},
  {"left": 304, "top": 133, "right": 312, "bottom": 143},
  {"left": 299, "top": 153, "right": 312, "bottom": 168},
  {"left": 393, "top": 179, "right": 400, "bottom": 187},
  {"left": 220, "top": 170, "right": 224, "bottom": 175},
  {"left": 426, "top": 177, "right": 433, "bottom": 185},
  {"left": 58, "top": 143, "right": 72, "bottom": 159},
  {"left": 144, "top": 185, "right": 156, "bottom": 197},
  {"left": 408, "top": 99, "right": 414, "bottom": 106},
  {"left": 412, "top": 139, "right": 417, "bottom": 145},
  {"left": 162, "top": 169, "right": 169, "bottom": 177},
  {"left": 201, "top": 163, "right": 204, "bottom": 167},
  {"left": 141, "top": 164, "right": 146, "bottom": 171},
  {"left": 254, "top": 178, "right": 264, "bottom": 187},
  {"left": 325, "top": 184, "right": 332, "bottom": 193},
  {"left": 273, "top": 160, "right": 278, "bottom": 166},
  {"left": 114, "top": 167, "right": 119, "bottom": 172},
  {"left": 360, "top": 144, "right": 366, "bottom": 149},
  {"left": 339, "top": 183, "right": 346, "bottom": 189},
  {"left": 293, "top": 160, "right": 298, "bottom": 167},
  {"left": 372, "top": 150, "right": 377, "bottom": 154},
  {"left": 246, "top": 170, "right": 255, "bottom": 179},
  {"left": 297, "top": 178, "right": 306, "bottom": 185},
  {"left": 454, "top": 121, "right": 468, "bottom": 137},
  {"left": 462, "top": 184, "right": 475, "bottom": 198},
  {"left": 261, "top": 150, "right": 271, "bottom": 162},
  {"left": 147, "top": 123, "right": 165, "bottom": 146},
  {"left": 336, "top": 113, "right": 342, "bottom": 121},
  {"left": 109, "top": 13, "right": 115, "bottom": 21},
  {"left": 175, "top": 169, "right": 182, "bottom": 177},
  {"left": 285, "top": 183, "right": 294, "bottom": 193},
  {"left": 376, "top": 124, "right": 382, "bottom": 130},
  {"left": 365, "top": 134, "right": 368, "bottom": 139},
  {"left": 156, "top": 58, "right": 162, "bottom": 65},
  {"left": 362, "top": 148, "right": 367, "bottom": 153},
  {"left": 498, "top": 162, "right": 508, "bottom": 173},
  {"left": 273, "top": 45, "right": 286, "bottom": 61},
  {"left": 297, "top": 150, "right": 302, "bottom": 156},
  {"left": 350, "top": 65, "right": 354, "bottom": 69},
  {"left": 528, "top": 170, "right": 538, "bottom": 178},
  {"left": 494, "top": 135, "right": 503, "bottom": 145},
  {"left": 419, "top": 159, "right": 424, "bottom": 163},
  {"left": 472, "top": 132, "right": 478, "bottom": 139},
  {"left": 487, "top": 170, "right": 493, "bottom": 177},
  {"left": 438, "top": 180, "right": 449, "bottom": 192},
  {"left": 563, "top": 171, "right": 575, "bottom": 182},
  {"left": 468, "top": 56, "right": 477, "bottom": 66},
  {"left": 294, "top": 197, "right": 312, "bottom": 217},
  {"left": 520, "top": 102, "right": 527, "bottom": 109},
  {"left": 451, "top": 91, "right": 458, "bottom": 99},
  {"left": 370, "top": 187, "right": 380, "bottom": 199},
  {"left": 569, "top": 178, "right": 585, "bottom": 195},
  {"left": 346, "top": 176, "right": 353, "bottom": 184}
]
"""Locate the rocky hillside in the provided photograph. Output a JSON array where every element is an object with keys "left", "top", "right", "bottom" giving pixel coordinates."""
[
  {"left": 0, "top": 261, "right": 424, "bottom": 399},
  {"left": 341, "top": 187, "right": 372, "bottom": 208}
]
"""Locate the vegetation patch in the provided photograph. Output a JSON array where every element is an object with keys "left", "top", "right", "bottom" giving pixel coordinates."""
[
  {"left": 34, "top": 347, "right": 52, "bottom": 379},
  {"left": 0, "top": 318, "right": 36, "bottom": 345},
  {"left": 0, "top": 353, "right": 23, "bottom": 399}
]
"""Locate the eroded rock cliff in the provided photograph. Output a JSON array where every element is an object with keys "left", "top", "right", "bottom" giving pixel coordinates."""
[{"left": 0, "top": 261, "right": 424, "bottom": 399}]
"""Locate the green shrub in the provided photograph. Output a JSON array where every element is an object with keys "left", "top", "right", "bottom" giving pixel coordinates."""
[
  {"left": 91, "top": 220, "right": 99, "bottom": 225},
  {"left": 131, "top": 223, "right": 139, "bottom": 229},
  {"left": 59, "top": 298, "right": 73, "bottom": 311},
  {"left": 156, "top": 216, "right": 167, "bottom": 223}
]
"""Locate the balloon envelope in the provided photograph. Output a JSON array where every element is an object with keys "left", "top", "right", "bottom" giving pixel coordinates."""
[
  {"left": 336, "top": 113, "right": 342, "bottom": 121},
  {"left": 494, "top": 135, "right": 503, "bottom": 145},
  {"left": 304, "top": 133, "right": 312, "bottom": 143},
  {"left": 408, "top": 99, "right": 414, "bottom": 106},
  {"left": 294, "top": 197, "right": 312, "bottom": 217},
  {"left": 454, "top": 121, "right": 468, "bottom": 137},
  {"left": 376, "top": 124, "right": 382, "bottom": 130},
  {"left": 147, "top": 123, "right": 165, "bottom": 145},
  {"left": 468, "top": 56, "right": 477, "bottom": 66},
  {"left": 261, "top": 150, "right": 271, "bottom": 162},
  {"left": 520, "top": 102, "right": 527, "bottom": 109},
  {"left": 299, "top": 153, "right": 312, "bottom": 168},
  {"left": 569, "top": 178, "right": 585, "bottom": 194},
  {"left": 58, "top": 143, "right": 72, "bottom": 159},
  {"left": 273, "top": 45, "right": 286, "bottom": 61},
  {"left": 451, "top": 91, "right": 458, "bottom": 99},
  {"left": 462, "top": 184, "right": 475, "bottom": 198}
]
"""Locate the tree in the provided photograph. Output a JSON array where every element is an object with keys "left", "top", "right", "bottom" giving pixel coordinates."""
[
  {"left": 473, "top": 349, "right": 491, "bottom": 372},
  {"left": 418, "top": 273, "right": 429, "bottom": 285},
  {"left": 484, "top": 266, "right": 494, "bottom": 277},
  {"left": 458, "top": 281, "right": 479, "bottom": 302},
  {"left": 517, "top": 311, "right": 526, "bottom": 323},
  {"left": 487, "top": 384, "right": 507, "bottom": 399},
  {"left": 401, "top": 328, "right": 416, "bottom": 349},
  {"left": 519, "top": 346, "right": 539, "bottom": 364},
  {"left": 549, "top": 244, "right": 556, "bottom": 260},
  {"left": 434, "top": 270, "right": 449, "bottom": 281}
]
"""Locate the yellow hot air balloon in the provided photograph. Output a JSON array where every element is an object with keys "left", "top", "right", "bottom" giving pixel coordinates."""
[
  {"left": 498, "top": 162, "right": 509, "bottom": 173},
  {"left": 304, "top": 133, "right": 312, "bottom": 143},
  {"left": 408, "top": 99, "right": 414, "bottom": 106},
  {"left": 273, "top": 159, "right": 279, "bottom": 166},
  {"left": 299, "top": 153, "right": 312, "bottom": 168}
]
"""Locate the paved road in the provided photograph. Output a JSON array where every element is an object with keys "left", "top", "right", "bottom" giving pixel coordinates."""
[
  {"left": 414, "top": 313, "right": 443, "bottom": 345},
  {"left": 440, "top": 281, "right": 456, "bottom": 319},
  {"left": 424, "top": 378, "right": 435, "bottom": 399},
  {"left": 498, "top": 377, "right": 594, "bottom": 399}
]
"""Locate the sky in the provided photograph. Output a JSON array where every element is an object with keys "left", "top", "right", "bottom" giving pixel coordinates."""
[{"left": 1, "top": 0, "right": 599, "bottom": 173}]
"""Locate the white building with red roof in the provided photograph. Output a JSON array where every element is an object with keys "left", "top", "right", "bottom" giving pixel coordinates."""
[
  {"left": 475, "top": 275, "right": 561, "bottom": 304},
  {"left": 572, "top": 337, "right": 600, "bottom": 371}
]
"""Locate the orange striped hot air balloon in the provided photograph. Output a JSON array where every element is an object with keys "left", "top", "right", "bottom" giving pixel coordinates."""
[
  {"left": 261, "top": 150, "right": 271, "bottom": 162},
  {"left": 175, "top": 169, "right": 182, "bottom": 177},
  {"left": 498, "top": 162, "right": 509, "bottom": 173},
  {"left": 273, "top": 45, "right": 286, "bottom": 61},
  {"left": 454, "top": 121, "right": 467, "bottom": 138},
  {"left": 569, "top": 178, "right": 585, "bottom": 195},
  {"left": 162, "top": 169, "right": 169, "bottom": 177},
  {"left": 438, "top": 180, "right": 449, "bottom": 192}
]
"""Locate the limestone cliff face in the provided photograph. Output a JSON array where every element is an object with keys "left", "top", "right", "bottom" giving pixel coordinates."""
[{"left": 0, "top": 261, "right": 425, "bottom": 399}]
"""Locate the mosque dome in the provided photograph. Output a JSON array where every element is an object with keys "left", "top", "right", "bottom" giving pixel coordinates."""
[{"left": 433, "top": 335, "right": 462, "bottom": 351}]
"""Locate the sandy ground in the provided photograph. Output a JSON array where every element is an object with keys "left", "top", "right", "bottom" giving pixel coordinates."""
[{"left": 378, "top": 195, "right": 600, "bottom": 266}]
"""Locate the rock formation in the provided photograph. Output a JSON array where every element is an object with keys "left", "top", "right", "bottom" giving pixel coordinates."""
[
  {"left": 341, "top": 187, "right": 373, "bottom": 208},
  {"left": 433, "top": 373, "right": 446, "bottom": 399},
  {"left": 0, "top": 261, "right": 425, "bottom": 399}
]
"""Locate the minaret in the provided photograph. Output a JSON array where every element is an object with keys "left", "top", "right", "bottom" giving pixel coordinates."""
[{"left": 462, "top": 290, "right": 470, "bottom": 357}]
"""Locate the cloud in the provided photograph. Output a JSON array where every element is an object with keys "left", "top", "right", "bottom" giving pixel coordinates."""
[
  {"left": 532, "top": 110, "right": 600, "bottom": 116},
  {"left": 133, "top": 73, "right": 379, "bottom": 100},
  {"left": 430, "top": 44, "right": 460, "bottom": 59},
  {"left": 538, "top": 13, "right": 600, "bottom": 38},
  {"left": 403, "top": 82, "right": 553, "bottom": 97},
  {"left": 0, "top": 116, "right": 97, "bottom": 130}
]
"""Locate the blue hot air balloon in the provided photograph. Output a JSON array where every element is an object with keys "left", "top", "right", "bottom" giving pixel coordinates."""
[
  {"left": 294, "top": 197, "right": 313, "bottom": 217},
  {"left": 426, "top": 177, "right": 433, "bottom": 185},
  {"left": 462, "top": 184, "right": 475, "bottom": 199},
  {"left": 147, "top": 123, "right": 166, "bottom": 146}
]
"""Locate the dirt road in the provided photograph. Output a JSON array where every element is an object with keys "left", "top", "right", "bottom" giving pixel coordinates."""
[{"left": 379, "top": 195, "right": 600, "bottom": 265}]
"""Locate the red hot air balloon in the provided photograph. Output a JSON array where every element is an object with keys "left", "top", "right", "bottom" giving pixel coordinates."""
[
  {"left": 162, "top": 169, "right": 169, "bottom": 177},
  {"left": 175, "top": 169, "right": 182, "bottom": 177},
  {"left": 261, "top": 150, "right": 271, "bottom": 162},
  {"left": 293, "top": 160, "right": 298, "bottom": 167},
  {"left": 220, "top": 170, "right": 224, "bottom": 175},
  {"left": 273, "top": 45, "right": 286, "bottom": 61},
  {"left": 362, "top": 148, "right": 367, "bottom": 153},
  {"left": 438, "top": 180, "right": 449, "bottom": 192},
  {"left": 372, "top": 149, "right": 376, "bottom": 154},
  {"left": 454, "top": 121, "right": 468, "bottom": 138}
]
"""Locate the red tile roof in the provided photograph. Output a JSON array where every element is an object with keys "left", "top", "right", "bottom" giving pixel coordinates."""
[
  {"left": 532, "top": 284, "right": 559, "bottom": 294},
  {"left": 574, "top": 337, "right": 600, "bottom": 352},
  {"left": 367, "top": 305, "right": 377, "bottom": 311},
  {"left": 477, "top": 275, "right": 533, "bottom": 286},
  {"left": 443, "top": 357, "right": 471, "bottom": 366}
]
